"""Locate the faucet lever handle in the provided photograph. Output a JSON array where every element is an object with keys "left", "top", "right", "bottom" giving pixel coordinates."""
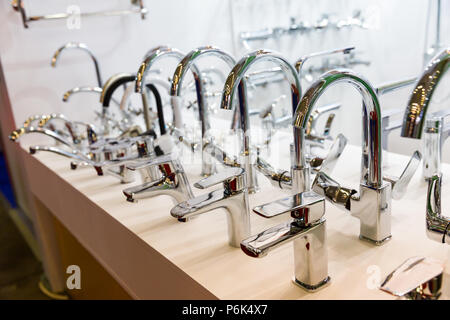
[
  {"left": 380, "top": 256, "right": 444, "bottom": 300},
  {"left": 126, "top": 153, "right": 175, "bottom": 171},
  {"left": 253, "top": 191, "right": 325, "bottom": 223},
  {"left": 312, "top": 172, "right": 358, "bottom": 211},
  {"left": 383, "top": 150, "right": 422, "bottom": 200},
  {"left": 310, "top": 133, "right": 347, "bottom": 174},
  {"left": 194, "top": 167, "right": 245, "bottom": 190}
]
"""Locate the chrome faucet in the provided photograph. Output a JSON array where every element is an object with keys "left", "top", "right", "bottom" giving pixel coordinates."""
[
  {"left": 51, "top": 42, "right": 103, "bottom": 87},
  {"left": 298, "top": 70, "right": 421, "bottom": 244},
  {"left": 380, "top": 256, "right": 445, "bottom": 300},
  {"left": 122, "top": 154, "right": 193, "bottom": 207},
  {"left": 221, "top": 49, "right": 301, "bottom": 193},
  {"left": 375, "top": 77, "right": 418, "bottom": 151},
  {"left": 136, "top": 46, "right": 188, "bottom": 132},
  {"left": 425, "top": 174, "right": 450, "bottom": 244},
  {"left": 136, "top": 46, "right": 210, "bottom": 155},
  {"left": 255, "top": 133, "right": 347, "bottom": 191},
  {"left": 401, "top": 48, "right": 450, "bottom": 180},
  {"left": 170, "top": 46, "right": 240, "bottom": 177},
  {"left": 170, "top": 167, "right": 250, "bottom": 247},
  {"left": 31, "top": 135, "right": 157, "bottom": 184},
  {"left": 241, "top": 190, "right": 330, "bottom": 291},
  {"left": 63, "top": 86, "right": 105, "bottom": 103}
]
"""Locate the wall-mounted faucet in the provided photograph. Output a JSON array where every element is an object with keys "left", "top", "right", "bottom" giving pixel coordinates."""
[
  {"left": 241, "top": 190, "right": 329, "bottom": 291},
  {"left": 401, "top": 48, "right": 450, "bottom": 180},
  {"left": 295, "top": 70, "right": 421, "bottom": 244},
  {"left": 171, "top": 167, "right": 250, "bottom": 247}
]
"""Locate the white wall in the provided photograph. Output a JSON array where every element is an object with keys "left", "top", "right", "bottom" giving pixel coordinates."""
[{"left": 1, "top": 0, "right": 449, "bottom": 161}]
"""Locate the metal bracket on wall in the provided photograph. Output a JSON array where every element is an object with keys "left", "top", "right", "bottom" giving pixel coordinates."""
[{"left": 11, "top": 0, "right": 147, "bottom": 29}]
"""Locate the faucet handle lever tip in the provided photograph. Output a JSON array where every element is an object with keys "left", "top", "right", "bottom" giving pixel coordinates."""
[
  {"left": 253, "top": 191, "right": 324, "bottom": 222},
  {"left": 194, "top": 167, "right": 245, "bottom": 189}
]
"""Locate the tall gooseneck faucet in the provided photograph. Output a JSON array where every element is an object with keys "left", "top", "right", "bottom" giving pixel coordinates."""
[
  {"left": 51, "top": 42, "right": 103, "bottom": 87},
  {"left": 400, "top": 48, "right": 450, "bottom": 180},
  {"left": 170, "top": 46, "right": 239, "bottom": 177},
  {"left": 295, "top": 69, "right": 383, "bottom": 188},
  {"left": 221, "top": 49, "right": 301, "bottom": 193}
]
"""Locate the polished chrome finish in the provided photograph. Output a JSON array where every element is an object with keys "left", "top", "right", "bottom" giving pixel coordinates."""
[
  {"left": 426, "top": 174, "right": 450, "bottom": 244},
  {"left": 221, "top": 49, "right": 301, "bottom": 193},
  {"left": 255, "top": 134, "right": 347, "bottom": 191},
  {"left": 136, "top": 46, "right": 202, "bottom": 142},
  {"left": 424, "top": 0, "right": 444, "bottom": 65},
  {"left": 380, "top": 256, "right": 444, "bottom": 300},
  {"left": 241, "top": 190, "right": 329, "bottom": 291},
  {"left": 313, "top": 149, "right": 422, "bottom": 242},
  {"left": 400, "top": 48, "right": 450, "bottom": 180},
  {"left": 383, "top": 151, "right": 422, "bottom": 200},
  {"left": 305, "top": 102, "right": 341, "bottom": 137},
  {"left": 170, "top": 46, "right": 237, "bottom": 176},
  {"left": 401, "top": 48, "right": 450, "bottom": 139},
  {"left": 123, "top": 154, "right": 193, "bottom": 204},
  {"left": 30, "top": 135, "right": 156, "bottom": 183},
  {"left": 63, "top": 86, "right": 103, "bottom": 102},
  {"left": 312, "top": 171, "right": 391, "bottom": 244},
  {"left": 51, "top": 42, "right": 103, "bottom": 87},
  {"left": 13, "top": 0, "right": 147, "bottom": 29},
  {"left": 295, "top": 69, "right": 382, "bottom": 187},
  {"left": 11, "top": 113, "right": 84, "bottom": 145},
  {"left": 9, "top": 126, "right": 76, "bottom": 148},
  {"left": 301, "top": 69, "right": 418, "bottom": 244},
  {"left": 374, "top": 77, "right": 418, "bottom": 151},
  {"left": 239, "top": 12, "right": 367, "bottom": 49},
  {"left": 170, "top": 167, "right": 250, "bottom": 247},
  {"left": 295, "top": 47, "right": 355, "bottom": 74},
  {"left": 136, "top": 46, "right": 184, "bottom": 95},
  {"left": 422, "top": 112, "right": 450, "bottom": 179},
  {"left": 376, "top": 77, "right": 417, "bottom": 95},
  {"left": 29, "top": 145, "right": 91, "bottom": 163},
  {"left": 309, "top": 133, "right": 348, "bottom": 174},
  {"left": 100, "top": 73, "right": 141, "bottom": 134}
]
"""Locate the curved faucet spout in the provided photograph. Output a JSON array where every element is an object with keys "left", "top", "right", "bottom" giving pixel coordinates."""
[
  {"left": 51, "top": 42, "right": 102, "bottom": 87},
  {"left": 294, "top": 69, "right": 382, "bottom": 188},
  {"left": 170, "top": 46, "right": 239, "bottom": 176},
  {"left": 136, "top": 46, "right": 184, "bottom": 94},
  {"left": 171, "top": 46, "right": 237, "bottom": 134},
  {"left": 401, "top": 48, "right": 450, "bottom": 139},
  {"left": 221, "top": 49, "right": 301, "bottom": 127}
]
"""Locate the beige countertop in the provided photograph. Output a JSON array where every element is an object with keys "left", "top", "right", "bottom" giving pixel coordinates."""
[{"left": 20, "top": 137, "right": 450, "bottom": 300}]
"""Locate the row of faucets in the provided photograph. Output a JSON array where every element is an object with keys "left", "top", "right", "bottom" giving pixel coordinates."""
[{"left": 9, "top": 42, "right": 450, "bottom": 298}]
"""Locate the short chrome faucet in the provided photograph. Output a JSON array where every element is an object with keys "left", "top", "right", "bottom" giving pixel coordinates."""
[
  {"left": 425, "top": 174, "right": 450, "bottom": 244},
  {"left": 170, "top": 167, "right": 250, "bottom": 247},
  {"left": 220, "top": 49, "right": 301, "bottom": 193},
  {"left": 401, "top": 48, "right": 450, "bottom": 180},
  {"left": 241, "top": 190, "right": 330, "bottom": 291},
  {"left": 297, "top": 70, "right": 421, "bottom": 244},
  {"left": 122, "top": 153, "right": 194, "bottom": 205}
]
